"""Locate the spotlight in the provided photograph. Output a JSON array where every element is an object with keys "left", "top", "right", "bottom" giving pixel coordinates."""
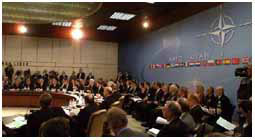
[
  {"left": 142, "top": 21, "right": 149, "bottom": 29},
  {"left": 71, "top": 28, "right": 84, "bottom": 40},
  {"left": 18, "top": 25, "right": 27, "bottom": 33}
]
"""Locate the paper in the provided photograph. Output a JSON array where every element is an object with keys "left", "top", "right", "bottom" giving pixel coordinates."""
[
  {"left": 131, "top": 97, "right": 142, "bottom": 102},
  {"left": 13, "top": 116, "right": 25, "bottom": 122},
  {"left": 216, "top": 117, "right": 236, "bottom": 131},
  {"left": 147, "top": 128, "right": 160, "bottom": 137},
  {"left": 6, "top": 120, "right": 27, "bottom": 129},
  {"left": 156, "top": 117, "right": 169, "bottom": 125}
]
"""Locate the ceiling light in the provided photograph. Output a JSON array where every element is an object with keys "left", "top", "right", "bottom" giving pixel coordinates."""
[
  {"left": 110, "top": 12, "right": 136, "bottom": 21},
  {"left": 18, "top": 25, "right": 27, "bottom": 33},
  {"left": 52, "top": 21, "right": 72, "bottom": 27},
  {"left": 71, "top": 28, "right": 84, "bottom": 40},
  {"left": 142, "top": 21, "right": 149, "bottom": 29},
  {"left": 97, "top": 25, "right": 117, "bottom": 31}
]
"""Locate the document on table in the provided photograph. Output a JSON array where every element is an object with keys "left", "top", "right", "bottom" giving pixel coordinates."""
[
  {"left": 216, "top": 117, "right": 236, "bottom": 131},
  {"left": 6, "top": 116, "right": 27, "bottom": 129},
  {"left": 147, "top": 128, "right": 160, "bottom": 137},
  {"left": 130, "top": 97, "right": 142, "bottom": 102}
]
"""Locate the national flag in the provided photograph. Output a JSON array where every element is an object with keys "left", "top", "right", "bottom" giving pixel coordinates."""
[
  {"left": 207, "top": 60, "right": 215, "bottom": 66},
  {"left": 165, "top": 64, "right": 171, "bottom": 68},
  {"left": 200, "top": 60, "right": 208, "bottom": 67},
  {"left": 194, "top": 61, "right": 201, "bottom": 67},
  {"left": 223, "top": 58, "right": 231, "bottom": 65},
  {"left": 188, "top": 61, "right": 196, "bottom": 67},
  {"left": 178, "top": 62, "right": 186, "bottom": 67},
  {"left": 242, "top": 57, "right": 249, "bottom": 64},
  {"left": 232, "top": 58, "right": 240, "bottom": 65},
  {"left": 216, "top": 59, "right": 223, "bottom": 65}
]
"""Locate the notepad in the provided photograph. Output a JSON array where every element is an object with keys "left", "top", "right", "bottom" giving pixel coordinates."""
[
  {"left": 147, "top": 128, "right": 160, "bottom": 137},
  {"left": 216, "top": 117, "right": 236, "bottom": 131}
]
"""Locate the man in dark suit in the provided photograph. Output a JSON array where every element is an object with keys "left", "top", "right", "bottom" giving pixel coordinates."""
[
  {"left": 11, "top": 78, "right": 23, "bottom": 90},
  {"left": 99, "top": 87, "right": 117, "bottom": 110},
  {"left": 77, "top": 68, "right": 85, "bottom": 80},
  {"left": 49, "top": 78, "right": 60, "bottom": 92},
  {"left": 3, "top": 76, "right": 11, "bottom": 91},
  {"left": 75, "top": 94, "right": 99, "bottom": 131},
  {"left": 23, "top": 78, "right": 35, "bottom": 91},
  {"left": 215, "top": 86, "right": 234, "bottom": 122},
  {"left": 187, "top": 93, "right": 205, "bottom": 124},
  {"left": 96, "top": 80, "right": 104, "bottom": 96},
  {"left": 157, "top": 101, "right": 191, "bottom": 137},
  {"left": 5, "top": 63, "right": 14, "bottom": 83},
  {"left": 107, "top": 107, "right": 148, "bottom": 137},
  {"left": 26, "top": 93, "right": 68, "bottom": 136}
]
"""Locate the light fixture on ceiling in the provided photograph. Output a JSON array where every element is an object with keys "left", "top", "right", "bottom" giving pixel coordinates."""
[
  {"left": 97, "top": 25, "right": 117, "bottom": 31},
  {"left": 52, "top": 21, "right": 72, "bottom": 27},
  {"left": 18, "top": 25, "right": 28, "bottom": 34},
  {"left": 71, "top": 28, "right": 84, "bottom": 40},
  {"left": 142, "top": 16, "right": 150, "bottom": 29},
  {"left": 110, "top": 12, "right": 136, "bottom": 21}
]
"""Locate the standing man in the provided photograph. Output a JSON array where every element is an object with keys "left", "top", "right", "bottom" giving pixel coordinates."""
[{"left": 5, "top": 63, "right": 14, "bottom": 83}]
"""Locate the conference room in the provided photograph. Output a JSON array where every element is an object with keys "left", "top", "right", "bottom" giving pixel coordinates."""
[{"left": 2, "top": 1, "right": 252, "bottom": 137}]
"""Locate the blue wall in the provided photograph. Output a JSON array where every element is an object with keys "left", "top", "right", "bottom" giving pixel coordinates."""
[{"left": 119, "top": 3, "right": 252, "bottom": 107}]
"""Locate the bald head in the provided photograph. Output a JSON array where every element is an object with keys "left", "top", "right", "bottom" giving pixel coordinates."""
[{"left": 104, "top": 87, "right": 113, "bottom": 97}]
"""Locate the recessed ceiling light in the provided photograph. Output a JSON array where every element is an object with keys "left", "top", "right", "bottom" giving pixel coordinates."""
[
  {"left": 110, "top": 12, "right": 136, "bottom": 21},
  {"left": 52, "top": 21, "right": 72, "bottom": 27},
  {"left": 97, "top": 25, "right": 117, "bottom": 31}
]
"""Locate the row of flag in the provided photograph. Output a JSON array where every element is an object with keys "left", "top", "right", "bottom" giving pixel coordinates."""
[{"left": 149, "top": 57, "right": 251, "bottom": 69}]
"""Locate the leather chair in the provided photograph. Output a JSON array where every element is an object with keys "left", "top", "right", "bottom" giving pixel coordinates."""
[
  {"left": 118, "top": 96, "right": 125, "bottom": 109},
  {"left": 87, "top": 109, "right": 107, "bottom": 137},
  {"left": 111, "top": 101, "right": 121, "bottom": 108}
]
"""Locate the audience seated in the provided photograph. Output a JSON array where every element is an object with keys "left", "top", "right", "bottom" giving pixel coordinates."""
[
  {"left": 106, "top": 107, "right": 148, "bottom": 137},
  {"left": 2, "top": 68, "right": 251, "bottom": 137}
]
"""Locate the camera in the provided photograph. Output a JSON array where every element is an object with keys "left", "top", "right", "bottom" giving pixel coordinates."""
[{"left": 235, "top": 67, "right": 248, "bottom": 77}]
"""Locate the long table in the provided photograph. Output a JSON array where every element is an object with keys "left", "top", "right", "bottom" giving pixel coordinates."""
[{"left": 3, "top": 91, "right": 76, "bottom": 107}]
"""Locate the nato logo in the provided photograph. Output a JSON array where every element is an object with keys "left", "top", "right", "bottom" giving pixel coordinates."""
[{"left": 197, "top": 5, "right": 251, "bottom": 48}]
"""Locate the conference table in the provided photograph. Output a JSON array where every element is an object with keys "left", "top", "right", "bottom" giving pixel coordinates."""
[{"left": 2, "top": 91, "right": 77, "bottom": 108}]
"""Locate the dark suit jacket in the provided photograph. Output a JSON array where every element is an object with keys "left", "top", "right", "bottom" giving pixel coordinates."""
[
  {"left": 99, "top": 95, "right": 117, "bottom": 110},
  {"left": 26, "top": 107, "right": 68, "bottom": 136},
  {"left": 157, "top": 118, "right": 190, "bottom": 137},
  {"left": 190, "top": 105, "right": 205, "bottom": 124},
  {"left": 216, "top": 95, "right": 233, "bottom": 121},
  {"left": 77, "top": 72, "right": 85, "bottom": 80},
  {"left": 204, "top": 95, "right": 217, "bottom": 108},
  {"left": 118, "top": 128, "right": 148, "bottom": 137},
  {"left": 76, "top": 103, "right": 98, "bottom": 130}
]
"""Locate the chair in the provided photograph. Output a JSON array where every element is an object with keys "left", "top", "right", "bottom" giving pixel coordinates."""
[
  {"left": 118, "top": 96, "right": 125, "bottom": 109},
  {"left": 111, "top": 101, "right": 121, "bottom": 108},
  {"left": 87, "top": 109, "right": 107, "bottom": 137}
]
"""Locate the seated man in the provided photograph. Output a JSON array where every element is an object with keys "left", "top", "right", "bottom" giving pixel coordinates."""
[
  {"left": 23, "top": 78, "right": 35, "bottom": 91},
  {"left": 39, "top": 117, "right": 70, "bottom": 137},
  {"left": 107, "top": 107, "right": 148, "bottom": 137},
  {"left": 177, "top": 98, "right": 196, "bottom": 131},
  {"left": 187, "top": 93, "right": 205, "bottom": 124},
  {"left": 75, "top": 94, "right": 99, "bottom": 131},
  {"left": 215, "top": 86, "right": 234, "bottom": 122},
  {"left": 157, "top": 101, "right": 191, "bottom": 137},
  {"left": 26, "top": 93, "right": 68, "bottom": 136},
  {"left": 48, "top": 78, "right": 60, "bottom": 92},
  {"left": 11, "top": 78, "right": 23, "bottom": 90},
  {"left": 99, "top": 87, "right": 117, "bottom": 110},
  {"left": 2, "top": 76, "right": 11, "bottom": 91}
]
